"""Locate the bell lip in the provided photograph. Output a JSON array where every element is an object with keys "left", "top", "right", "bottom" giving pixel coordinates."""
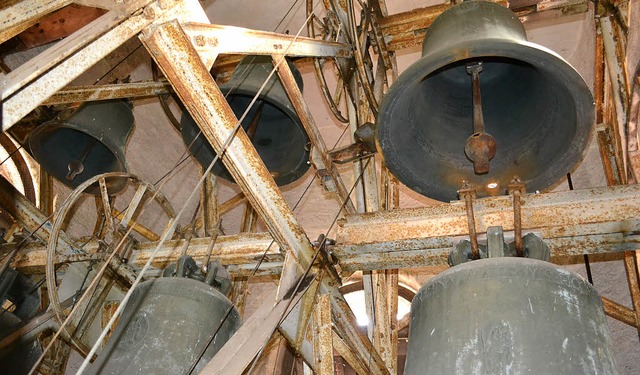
[{"left": 376, "top": 39, "right": 596, "bottom": 201}]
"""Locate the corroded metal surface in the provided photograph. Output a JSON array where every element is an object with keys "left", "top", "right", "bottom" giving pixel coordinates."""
[
  {"left": 10, "top": 233, "right": 280, "bottom": 275},
  {"left": 142, "top": 20, "right": 318, "bottom": 279},
  {"left": 323, "top": 282, "right": 390, "bottom": 375},
  {"left": 0, "top": 0, "right": 71, "bottom": 45},
  {"left": 0, "top": 132, "right": 36, "bottom": 204},
  {"left": 274, "top": 53, "right": 356, "bottom": 214},
  {"left": 334, "top": 184, "right": 640, "bottom": 273},
  {"left": 313, "top": 293, "right": 334, "bottom": 375},
  {"left": 600, "top": 16, "right": 631, "bottom": 183},
  {"left": 182, "top": 23, "right": 352, "bottom": 62},
  {"left": 0, "top": 175, "right": 73, "bottom": 250},
  {"left": 602, "top": 296, "right": 638, "bottom": 328},
  {"left": 142, "top": 22, "right": 385, "bottom": 374},
  {"left": 1, "top": 0, "right": 207, "bottom": 131},
  {"left": 623, "top": 251, "right": 640, "bottom": 338},
  {"left": 42, "top": 80, "right": 173, "bottom": 105}
]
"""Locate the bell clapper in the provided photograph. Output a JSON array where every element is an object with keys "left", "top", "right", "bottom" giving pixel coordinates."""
[
  {"left": 66, "top": 138, "right": 98, "bottom": 181},
  {"left": 464, "top": 61, "right": 497, "bottom": 175}
]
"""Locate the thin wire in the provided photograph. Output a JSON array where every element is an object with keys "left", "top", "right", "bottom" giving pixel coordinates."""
[
  {"left": 0, "top": 144, "right": 23, "bottom": 168},
  {"left": 273, "top": 0, "right": 303, "bottom": 32},
  {"left": 93, "top": 44, "right": 143, "bottom": 86}
]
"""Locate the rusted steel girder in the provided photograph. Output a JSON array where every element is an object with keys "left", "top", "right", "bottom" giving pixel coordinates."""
[
  {"left": 9, "top": 233, "right": 282, "bottom": 276},
  {"left": 378, "top": 0, "right": 589, "bottom": 52},
  {"left": 41, "top": 80, "right": 173, "bottom": 105},
  {"left": 313, "top": 293, "right": 335, "bottom": 374},
  {"left": 0, "top": 0, "right": 72, "bottom": 44},
  {"left": 333, "top": 184, "right": 640, "bottom": 274},
  {"left": 141, "top": 19, "right": 317, "bottom": 283},
  {"left": 142, "top": 20, "right": 388, "bottom": 375},
  {"left": 1, "top": 0, "right": 209, "bottom": 131},
  {"left": 182, "top": 23, "right": 353, "bottom": 63},
  {"left": 274, "top": 53, "right": 356, "bottom": 214},
  {"left": 624, "top": 251, "right": 640, "bottom": 338},
  {"left": 0, "top": 175, "right": 73, "bottom": 250},
  {"left": 600, "top": 15, "right": 631, "bottom": 182}
]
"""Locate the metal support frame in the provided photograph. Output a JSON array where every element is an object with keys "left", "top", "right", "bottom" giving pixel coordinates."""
[
  {"left": 1, "top": 0, "right": 639, "bottom": 373},
  {"left": 334, "top": 184, "right": 640, "bottom": 273},
  {"left": 313, "top": 293, "right": 335, "bottom": 374},
  {"left": 600, "top": 15, "right": 631, "bottom": 182},
  {"left": 41, "top": 80, "right": 173, "bottom": 106},
  {"left": 140, "top": 19, "right": 388, "bottom": 374}
]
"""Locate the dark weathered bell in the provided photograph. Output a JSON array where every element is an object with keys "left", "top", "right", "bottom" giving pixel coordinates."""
[
  {"left": 29, "top": 100, "right": 133, "bottom": 195},
  {"left": 181, "top": 55, "right": 310, "bottom": 186},
  {"left": 376, "top": 1, "right": 595, "bottom": 201},
  {"left": 404, "top": 258, "right": 617, "bottom": 374},
  {"left": 88, "top": 277, "right": 241, "bottom": 374}
]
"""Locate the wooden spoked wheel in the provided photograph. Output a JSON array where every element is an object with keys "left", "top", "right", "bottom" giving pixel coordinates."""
[
  {"left": 44, "top": 172, "right": 176, "bottom": 358},
  {"left": 306, "top": 0, "right": 379, "bottom": 122},
  {"left": 306, "top": 0, "right": 352, "bottom": 123}
]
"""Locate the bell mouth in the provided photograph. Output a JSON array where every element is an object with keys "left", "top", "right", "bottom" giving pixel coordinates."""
[
  {"left": 28, "top": 125, "right": 128, "bottom": 195},
  {"left": 376, "top": 39, "right": 595, "bottom": 202}
]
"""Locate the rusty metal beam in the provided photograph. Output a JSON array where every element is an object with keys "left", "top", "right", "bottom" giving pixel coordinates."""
[
  {"left": 182, "top": 23, "right": 352, "bottom": 64},
  {"left": 378, "top": 0, "right": 589, "bottom": 52},
  {"left": 41, "top": 80, "right": 173, "bottom": 105},
  {"left": 141, "top": 21, "right": 386, "bottom": 371},
  {"left": 274, "top": 53, "right": 356, "bottom": 214},
  {"left": 602, "top": 295, "right": 638, "bottom": 328},
  {"left": 334, "top": 184, "right": 640, "bottom": 274},
  {"left": 313, "top": 293, "right": 335, "bottom": 375},
  {"left": 140, "top": 33, "right": 382, "bottom": 375},
  {"left": 624, "top": 251, "right": 640, "bottom": 339},
  {"left": 0, "top": 175, "right": 72, "bottom": 250},
  {"left": 601, "top": 15, "right": 631, "bottom": 182},
  {"left": 9, "top": 232, "right": 281, "bottom": 275},
  {"left": 0, "top": 0, "right": 72, "bottom": 45},
  {"left": 1, "top": 0, "right": 209, "bottom": 131},
  {"left": 141, "top": 18, "right": 318, "bottom": 283},
  {"left": 325, "top": 282, "right": 390, "bottom": 375}
]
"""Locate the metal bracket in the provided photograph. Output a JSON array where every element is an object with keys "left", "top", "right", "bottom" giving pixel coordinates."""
[
  {"left": 507, "top": 176, "right": 526, "bottom": 257},
  {"left": 449, "top": 226, "right": 550, "bottom": 266},
  {"left": 458, "top": 181, "right": 479, "bottom": 259}
]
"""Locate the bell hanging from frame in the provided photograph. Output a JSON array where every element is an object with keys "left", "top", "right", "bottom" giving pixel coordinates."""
[
  {"left": 181, "top": 55, "right": 311, "bottom": 186},
  {"left": 376, "top": 0, "right": 595, "bottom": 201},
  {"left": 404, "top": 257, "right": 618, "bottom": 374},
  {"left": 28, "top": 100, "right": 134, "bottom": 195}
]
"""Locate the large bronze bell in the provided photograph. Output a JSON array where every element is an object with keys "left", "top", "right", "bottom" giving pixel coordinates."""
[
  {"left": 404, "top": 258, "right": 618, "bottom": 374},
  {"left": 88, "top": 276, "right": 241, "bottom": 374},
  {"left": 181, "top": 55, "right": 310, "bottom": 186},
  {"left": 29, "top": 100, "right": 134, "bottom": 195},
  {"left": 376, "top": 1, "right": 595, "bottom": 201}
]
